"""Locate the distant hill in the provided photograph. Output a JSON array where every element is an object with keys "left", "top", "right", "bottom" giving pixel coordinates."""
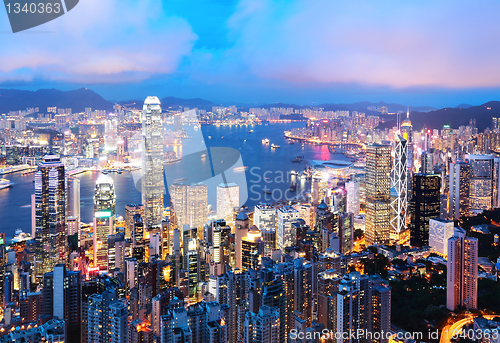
[
  {"left": 381, "top": 101, "right": 500, "bottom": 131},
  {"left": 119, "top": 97, "right": 215, "bottom": 110},
  {"left": 0, "top": 88, "right": 114, "bottom": 114},
  {"left": 455, "top": 103, "right": 474, "bottom": 109},
  {"left": 318, "top": 101, "right": 435, "bottom": 113}
]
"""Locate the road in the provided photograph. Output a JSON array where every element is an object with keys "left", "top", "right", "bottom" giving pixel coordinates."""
[{"left": 440, "top": 314, "right": 497, "bottom": 343}]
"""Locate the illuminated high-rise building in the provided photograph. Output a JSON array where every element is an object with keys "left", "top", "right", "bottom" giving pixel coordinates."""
[
  {"left": 254, "top": 203, "right": 276, "bottom": 230},
  {"left": 124, "top": 204, "right": 144, "bottom": 240},
  {"left": 365, "top": 144, "right": 391, "bottom": 245},
  {"left": 447, "top": 228, "right": 478, "bottom": 311},
  {"left": 241, "top": 227, "right": 262, "bottom": 272},
  {"left": 34, "top": 155, "right": 67, "bottom": 278},
  {"left": 409, "top": 173, "right": 441, "bottom": 247},
  {"left": 170, "top": 182, "right": 208, "bottom": 230},
  {"left": 93, "top": 174, "right": 116, "bottom": 270},
  {"left": 276, "top": 206, "right": 299, "bottom": 251},
  {"left": 67, "top": 177, "right": 80, "bottom": 220},
  {"left": 244, "top": 306, "right": 280, "bottom": 343},
  {"left": 390, "top": 134, "right": 408, "bottom": 238},
  {"left": 142, "top": 96, "right": 164, "bottom": 230},
  {"left": 449, "top": 161, "right": 471, "bottom": 220},
  {"left": 465, "top": 154, "right": 499, "bottom": 213},
  {"left": 429, "top": 218, "right": 455, "bottom": 257},
  {"left": 346, "top": 181, "right": 360, "bottom": 216},
  {"left": 400, "top": 108, "right": 413, "bottom": 172},
  {"left": 217, "top": 182, "right": 239, "bottom": 224}
]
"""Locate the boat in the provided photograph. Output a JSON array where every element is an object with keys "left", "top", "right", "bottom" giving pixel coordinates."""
[
  {"left": 290, "top": 183, "right": 297, "bottom": 192},
  {"left": 248, "top": 130, "right": 254, "bottom": 133},
  {"left": 287, "top": 140, "right": 294, "bottom": 145},
  {"left": 262, "top": 138, "right": 270, "bottom": 144},
  {"left": 271, "top": 144, "right": 280, "bottom": 149},
  {"left": 0, "top": 179, "right": 13, "bottom": 190},
  {"left": 117, "top": 170, "right": 123, "bottom": 174},
  {"left": 101, "top": 170, "right": 109, "bottom": 175},
  {"left": 263, "top": 190, "right": 272, "bottom": 195},
  {"left": 302, "top": 143, "right": 305, "bottom": 147},
  {"left": 201, "top": 154, "right": 207, "bottom": 160},
  {"left": 12, "top": 229, "right": 32, "bottom": 243}
]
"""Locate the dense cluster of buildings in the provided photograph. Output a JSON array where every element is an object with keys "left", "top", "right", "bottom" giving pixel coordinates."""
[{"left": 0, "top": 98, "right": 498, "bottom": 342}]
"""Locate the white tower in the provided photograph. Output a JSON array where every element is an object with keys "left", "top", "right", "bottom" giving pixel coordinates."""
[{"left": 390, "top": 134, "right": 408, "bottom": 237}]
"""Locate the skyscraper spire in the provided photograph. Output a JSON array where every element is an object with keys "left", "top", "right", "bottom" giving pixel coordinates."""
[{"left": 407, "top": 106, "right": 410, "bottom": 119}]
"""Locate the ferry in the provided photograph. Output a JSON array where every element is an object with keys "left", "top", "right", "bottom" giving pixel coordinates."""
[
  {"left": 0, "top": 179, "right": 13, "bottom": 190},
  {"left": 12, "top": 229, "right": 32, "bottom": 243},
  {"left": 271, "top": 144, "right": 280, "bottom": 149},
  {"left": 248, "top": 130, "right": 254, "bottom": 133},
  {"left": 262, "top": 138, "right": 270, "bottom": 144}
]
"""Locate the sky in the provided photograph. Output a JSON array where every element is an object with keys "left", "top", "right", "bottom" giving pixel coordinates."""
[{"left": 2, "top": 0, "right": 500, "bottom": 107}]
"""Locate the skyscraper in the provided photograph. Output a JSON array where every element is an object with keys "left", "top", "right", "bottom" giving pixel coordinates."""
[
  {"left": 34, "top": 155, "right": 67, "bottom": 278},
  {"left": 217, "top": 182, "right": 239, "bottom": 224},
  {"left": 390, "top": 134, "right": 408, "bottom": 236},
  {"left": 276, "top": 206, "right": 299, "bottom": 250},
  {"left": 254, "top": 204, "right": 276, "bottom": 230},
  {"left": 409, "top": 173, "right": 441, "bottom": 247},
  {"left": 67, "top": 177, "right": 80, "bottom": 219},
  {"left": 365, "top": 144, "right": 391, "bottom": 245},
  {"left": 346, "top": 181, "right": 360, "bottom": 216},
  {"left": 447, "top": 228, "right": 478, "bottom": 311},
  {"left": 142, "top": 96, "right": 164, "bottom": 230},
  {"left": 93, "top": 175, "right": 116, "bottom": 270},
  {"left": 124, "top": 204, "right": 144, "bottom": 240},
  {"left": 465, "top": 154, "right": 498, "bottom": 213},
  {"left": 449, "top": 161, "right": 471, "bottom": 220},
  {"left": 428, "top": 218, "right": 455, "bottom": 257},
  {"left": 244, "top": 306, "right": 280, "bottom": 343},
  {"left": 169, "top": 182, "right": 208, "bottom": 230}
]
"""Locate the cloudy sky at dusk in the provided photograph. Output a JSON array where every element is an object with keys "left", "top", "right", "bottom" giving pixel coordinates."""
[{"left": 1, "top": 0, "right": 500, "bottom": 107}]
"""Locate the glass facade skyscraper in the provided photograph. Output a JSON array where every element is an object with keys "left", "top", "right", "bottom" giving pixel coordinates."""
[{"left": 142, "top": 96, "right": 164, "bottom": 230}]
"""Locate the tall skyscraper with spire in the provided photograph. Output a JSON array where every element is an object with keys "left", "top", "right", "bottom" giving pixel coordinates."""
[
  {"left": 390, "top": 133, "right": 408, "bottom": 239},
  {"left": 34, "top": 155, "right": 67, "bottom": 278},
  {"left": 142, "top": 96, "right": 164, "bottom": 230}
]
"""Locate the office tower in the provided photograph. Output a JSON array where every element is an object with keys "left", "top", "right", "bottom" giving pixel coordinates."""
[
  {"left": 294, "top": 258, "right": 313, "bottom": 326},
  {"left": 390, "top": 134, "right": 408, "bottom": 237},
  {"left": 241, "top": 227, "right": 263, "bottom": 272},
  {"left": 338, "top": 212, "right": 354, "bottom": 255},
  {"left": 447, "top": 228, "right": 478, "bottom": 311},
  {"left": 293, "top": 203, "right": 314, "bottom": 227},
  {"left": 142, "top": 96, "right": 164, "bottom": 230},
  {"left": 34, "top": 155, "right": 67, "bottom": 278},
  {"left": 132, "top": 214, "right": 145, "bottom": 262},
  {"left": 66, "top": 216, "right": 79, "bottom": 236},
  {"left": 254, "top": 203, "right": 277, "bottom": 230},
  {"left": 365, "top": 144, "right": 391, "bottom": 245},
  {"left": 235, "top": 211, "right": 250, "bottom": 270},
  {"left": 107, "top": 233, "right": 125, "bottom": 272},
  {"left": 228, "top": 270, "right": 248, "bottom": 343},
  {"left": 317, "top": 269, "right": 342, "bottom": 330},
  {"left": 67, "top": 177, "right": 80, "bottom": 219},
  {"left": 261, "top": 276, "right": 286, "bottom": 343},
  {"left": 42, "top": 264, "right": 81, "bottom": 342},
  {"left": 244, "top": 306, "right": 280, "bottom": 343},
  {"left": 125, "top": 204, "right": 144, "bottom": 239},
  {"left": 3, "top": 271, "right": 13, "bottom": 307},
  {"left": 87, "top": 289, "right": 119, "bottom": 343},
  {"left": 421, "top": 151, "right": 434, "bottom": 173},
  {"left": 19, "top": 291, "right": 42, "bottom": 324},
  {"left": 93, "top": 174, "right": 116, "bottom": 270},
  {"left": 261, "top": 229, "right": 276, "bottom": 255},
  {"left": 276, "top": 206, "right": 299, "bottom": 250},
  {"left": 187, "top": 239, "right": 199, "bottom": 304},
  {"left": 409, "top": 174, "right": 441, "bottom": 247},
  {"left": 346, "top": 181, "right": 360, "bottom": 216},
  {"left": 109, "top": 300, "right": 129, "bottom": 343},
  {"left": 126, "top": 258, "right": 138, "bottom": 289},
  {"left": 217, "top": 182, "right": 239, "bottom": 224},
  {"left": 170, "top": 182, "right": 208, "bottom": 229},
  {"left": 465, "top": 154, "right": 498, "bottom": 213},
  {"left": 401, "top": 109, "right": 413, "bottom": 172},
  {"left": 449, "top": 161, "right": 471, "bottom": 220},
  {"left": 429, "top": 218, "right": 455, "bottom": 257}
]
